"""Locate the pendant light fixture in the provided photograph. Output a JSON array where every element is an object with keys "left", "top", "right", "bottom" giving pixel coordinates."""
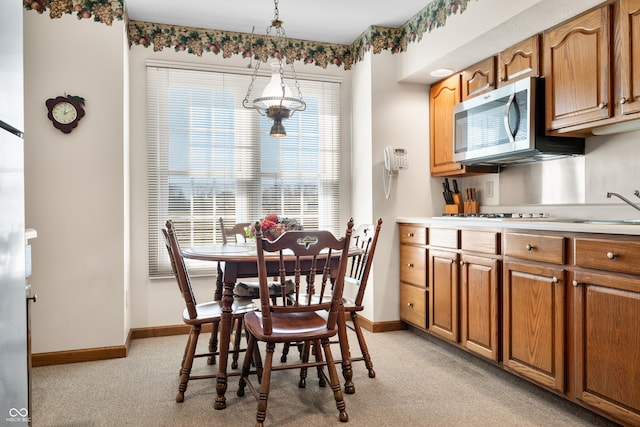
[{"left": 243, "top": 0, "right": 305, "bottom": 137}]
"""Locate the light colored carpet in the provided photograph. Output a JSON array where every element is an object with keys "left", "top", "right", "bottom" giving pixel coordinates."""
[{"left": 32, "top": 327, "right": 620, "bottom": 427}]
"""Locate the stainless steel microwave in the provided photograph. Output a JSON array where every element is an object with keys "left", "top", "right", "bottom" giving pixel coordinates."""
[{"left": 453, "top": 77, "right": 584, "bottom": 165}]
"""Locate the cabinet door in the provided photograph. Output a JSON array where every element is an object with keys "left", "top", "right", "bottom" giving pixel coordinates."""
[
  {"left": 460, "top": 254, "right": 499, "bottom": 361},
  {"left": 429, "top": 74, "right": 463, "bottom": 176},
  {"left": 400, "top": 282, "right": 428, "bottom": 329},
  {"left": 503, "top": 261, "right": 565, "bottom": 392},
  {"left": 461, "top": 57, "right": 496, "bottom": 101},
  {"left": 498, "top": 35, "right": 541, "bottom": 87},
  {"left": 400, "top": 244, "right": 427, "bottom": 287},
  {"left": 619, "top": 0, "right": 640, "bottom": 116},
  {"left": 572, "top": 271, "right": 640, "bottom": 426},
  {"left": 544, "top": 6, "right": 611, "bottom": 130},
  {"left": 429, "top": 249, "right": 459, "bottom": 342}
]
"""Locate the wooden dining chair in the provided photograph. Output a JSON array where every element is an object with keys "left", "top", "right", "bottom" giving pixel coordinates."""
[
  {"left": 162, "top": 220, "right": 257, "bottom": 402},
  {"left": 284, "top": 218, "right": 383, "bottom": 393},
  {"left": 337, "top": 218, "right": 383, "bottom": 379},
  {"left": 219, "top": 217, "right": 251, "bottom": 244},
  {"left": 237, "top": 218, "right": 354, "bottom": 427}
]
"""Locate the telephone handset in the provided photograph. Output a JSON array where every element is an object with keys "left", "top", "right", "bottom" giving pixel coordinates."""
[
  {"left": 383, "top": 146, "right": 408, "bottom": 200},
  {"left": 384, "top": 146, "right": 408, "bottom": 172}
]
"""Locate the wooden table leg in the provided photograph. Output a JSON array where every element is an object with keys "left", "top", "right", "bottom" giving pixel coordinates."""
[
  {"left": 214, "top": 272, "right": 236, "bottom": 410},
  {"left": 208, "top": 264, "right": 226, "bottom": 366}
]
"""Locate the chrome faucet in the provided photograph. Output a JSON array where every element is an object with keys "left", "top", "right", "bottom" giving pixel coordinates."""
[{"left": 606, "top": 191, "right": 640, "bottom": 213}]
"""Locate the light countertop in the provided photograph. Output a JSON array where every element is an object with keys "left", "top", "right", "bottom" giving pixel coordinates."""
[{"left": 397, "top": 216, "right": 640, "bottom": 236}]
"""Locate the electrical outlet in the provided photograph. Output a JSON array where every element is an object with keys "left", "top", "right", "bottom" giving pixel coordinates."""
[{"left": 486, "top": 181, "right": 494, "bottom": 198}]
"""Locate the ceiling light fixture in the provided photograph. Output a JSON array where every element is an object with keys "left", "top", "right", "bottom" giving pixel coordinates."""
[
  {"left": 243, "top": 0, "right": 305, "bottom": 137},
  {"left": 430, "top": 68, "right": 455, "bottom": 77}
]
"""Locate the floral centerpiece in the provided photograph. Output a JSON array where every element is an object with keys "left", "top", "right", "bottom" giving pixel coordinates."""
[{"left": 246, "top": 213, "right": 303, "bottom": 241}]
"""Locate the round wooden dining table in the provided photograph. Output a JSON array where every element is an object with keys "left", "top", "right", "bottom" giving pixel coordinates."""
[{"left": 181, "top": 242, "right": 358, "bottom": 409}]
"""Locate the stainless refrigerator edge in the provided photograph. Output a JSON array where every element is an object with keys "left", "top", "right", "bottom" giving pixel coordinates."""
[{"left": 0, "top": 0, "right": 29, "bottom": 424}]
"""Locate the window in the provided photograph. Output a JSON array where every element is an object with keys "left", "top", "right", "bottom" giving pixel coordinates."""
[{"left": 147, "top": 64, "right": 341, "bottom": 277}]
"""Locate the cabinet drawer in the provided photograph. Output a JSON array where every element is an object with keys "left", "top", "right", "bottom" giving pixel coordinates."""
[
  {"left": 400, "top": 282, "right": 427, "bottom": 329},
  {"left": 400, "top": 245, "right": 427, "bottom": 286},
  {"left": 575, "top": 238, "right": 640, "bottom": 275},
  {"left": 429, "top": 228, "right": 459, "bottom": 249},
  {"left": 461, "top": 229, "right": 499, "bottom": 254},
  {"left": 504, "top": 232, "right": 565, "bottom": 264},
  {"left": 399, "top": 224, "right": 427, "bottom": 245}
]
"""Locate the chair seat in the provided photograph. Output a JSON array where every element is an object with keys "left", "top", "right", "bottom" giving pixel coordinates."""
[
  {"left": 244, "top": 310, "right": 338, "bottom": 343},
  {"left": 234, "top": 279, "right": 295, "bottom": 298},
  {"left": 183, "top": 298, "right": 256, "bottom": 324},
  {"left": 296, "top": 294, "right": 363, "bottom": 312}
]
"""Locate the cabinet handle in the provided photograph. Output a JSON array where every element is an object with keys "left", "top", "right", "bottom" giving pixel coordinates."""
[
  {"left": 620, "top": 97, "right": 628, "bottom": 104},
  {"left": 606, "top": 251, "right": 616, "bottom": 260},
  {"left": 499, "top": 77, "right": 504, "bottom": 83},
  {"left": 450, "top": 259, "right": 455, "bottom": 265},
  {"left": 407, "top": 302, "right": 414, "bottom": 308},
  {"left": 572, "top": 280, "right": 579, "bottom": 287},
  {"left": 459, "top": 260, "right": 465, "bottom": 266},
  {"left": 407, "top": 263, "right": 414, "bottom": 268},
  {"left": 407, "top": 232, "right": 414, "bottom": 238},
  {"left": 27, "top": 294, "right": 37, "bottom": 303},
  {"left": 525, "top": 244, "right": 534, "bottom": 251},
  {"left": 598, "top": 102, "right": 607, "bottom": 109},
  {"left": 551, "top": 276, "right": 559, "bottom": 284}
]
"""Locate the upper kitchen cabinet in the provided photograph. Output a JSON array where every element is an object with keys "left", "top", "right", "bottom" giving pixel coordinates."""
[
  {"left": 429, "top": 75, "right": 497, "bottom": 177},
  {"left": 461, "top": 57, "right": 496, "bottom": 101},
  {"left": 616, "top": 0, "right": 640, "bottom": 117},
  {"left": 498, "top": 35, "right": 541, "bottom": 87},
  {"left": 430, "top": 74, "right": 464, "bottom": 176},
  {"left": 544, "top": 5, "right": 611, "bottom": 133}
]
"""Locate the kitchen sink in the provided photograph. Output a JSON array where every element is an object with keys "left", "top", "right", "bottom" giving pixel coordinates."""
[{"left": 570, "top": 219, "right": 640, "bottom": 225}]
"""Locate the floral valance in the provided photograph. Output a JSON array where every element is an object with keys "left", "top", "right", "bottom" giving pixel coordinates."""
[
  {"left": 23, "top": 0, "right": 125, "bottom": 25},
  {"left": 24, "top": 0, "right": 477, "bottom": 69}
]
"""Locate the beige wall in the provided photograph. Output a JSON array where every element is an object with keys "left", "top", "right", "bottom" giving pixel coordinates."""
[
  {"left": 24, "top": 13, "right": 128, "bottom": 353},
  {"left": 350, "top": 51, "right": 432, "bottom": 322}
]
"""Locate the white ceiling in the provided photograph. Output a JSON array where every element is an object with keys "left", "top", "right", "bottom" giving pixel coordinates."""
[{"left": 125, "top": 0, "right": 430, "bottom": 45}]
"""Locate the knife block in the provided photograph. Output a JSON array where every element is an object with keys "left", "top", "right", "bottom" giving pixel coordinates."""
[
  {"left": 444, "top": 193, "right": 464, "bottom": 214},
  {"left": 464, "top": 201, "right": 479, "bottom": 214}
]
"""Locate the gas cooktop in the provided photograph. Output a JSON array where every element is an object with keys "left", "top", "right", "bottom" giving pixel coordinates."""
[{"left": 440, "top": 213, "right": 550, "bottom": 219}]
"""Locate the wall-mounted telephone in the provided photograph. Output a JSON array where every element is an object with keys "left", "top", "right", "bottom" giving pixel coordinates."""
[
  {"left": 384, "top": 146, "right": 408, "bottom": 173},
  {"left": 383, "top": 146, "right": 408, "bottom": 200}
]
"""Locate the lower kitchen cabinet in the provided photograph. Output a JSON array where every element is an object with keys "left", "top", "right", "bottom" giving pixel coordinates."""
[
  {"left": 398, "top": 223, "right": 428, "bottom": 329},
  {"left": 398, "top": 221, "right": 638, "bottom": 426},
  {"left": 428, "top": 228, "right": 460, "bottom": 342},
  {"left": 460, "top": 254, "right": 500, "bottom": 361},
  {"left": 429, "top": 248, "right": 459, "bottom": 342},
  {"left": 572, "top": 235, "right": 640, "bottom": 426},
  {"left": 400, "top": 282, "right": 428, "bottom": 329},
  {"left": 572, "top": 270, "right": 640, "bottom": 426},
  {"left": 503, "top": 230, "right": 567, "bottom": 392},
  {"left": 502, "top": 260, "right": 566, "bottom": 393}
]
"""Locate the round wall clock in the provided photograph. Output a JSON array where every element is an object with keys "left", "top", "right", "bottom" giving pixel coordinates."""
[{"left": 46, "top": 95, "right": 86, "bottom": 133}]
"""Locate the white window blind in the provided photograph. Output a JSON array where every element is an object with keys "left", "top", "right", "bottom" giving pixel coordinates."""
[{"left": 147, "top": 64, "right": 341, "bottom": 277}]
